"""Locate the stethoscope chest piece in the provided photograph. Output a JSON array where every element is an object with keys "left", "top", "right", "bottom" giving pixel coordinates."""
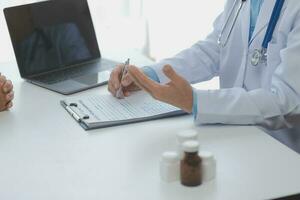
[
  {"left": 250, "top": 0, "right": 285, "bottom": 66},
  {"left": 251, "top": 48, "right": 267, "bottom": 66},
  {"left": 251, "top": 49, "right": 262, "bottom": 66},
  {"left": 219, "top": 0, "right": 285, "bottom": 67}
]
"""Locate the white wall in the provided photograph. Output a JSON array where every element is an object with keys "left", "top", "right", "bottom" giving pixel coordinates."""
[
  {"left": 144, "top": 0, "right": 225, "bottom": 60},
  {"left": 0, "top": 0, "right": 225, "bottom": 64}
]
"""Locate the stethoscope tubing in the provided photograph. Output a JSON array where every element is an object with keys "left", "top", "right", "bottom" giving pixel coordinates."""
[
  {"left": 262, "top": 0, "right": 285, "bottom": 49},
  {"left": 218, "top": 0, "right": 246, "bottom": 47},
  {"left": 218, "top": 0, "right": 285, "bottom": 67}
]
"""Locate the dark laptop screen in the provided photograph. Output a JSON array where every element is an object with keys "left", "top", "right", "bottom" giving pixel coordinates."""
[{"left": 4, "top": 0, "right": 100, "bottom": 77}]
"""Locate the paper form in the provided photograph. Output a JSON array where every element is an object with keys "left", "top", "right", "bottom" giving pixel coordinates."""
[{"left": 64, "top": 92, "right": 181, "bottom": 124}]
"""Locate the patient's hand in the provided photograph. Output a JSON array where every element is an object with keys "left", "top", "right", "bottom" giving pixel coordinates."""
[{"left": 0, "top": 75, "right": 14, "bottom": 111}]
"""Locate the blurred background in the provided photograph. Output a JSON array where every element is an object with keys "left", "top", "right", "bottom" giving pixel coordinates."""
[{"left": 0, "top": 0, "right": 225, "bottom": 63}]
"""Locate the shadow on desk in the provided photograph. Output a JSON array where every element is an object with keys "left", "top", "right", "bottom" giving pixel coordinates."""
[
  {"left": 264, "top": 126, "right": 300, "bottom": 154},
  {"left": 274, "top": 193, "right": 300, "bottom": 200}
]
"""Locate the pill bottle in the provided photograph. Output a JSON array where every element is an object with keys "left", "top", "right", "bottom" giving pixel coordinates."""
[
  {"left": 160, "top": 151, "right": 180, "bottom": 182},
  {"left": 199, "top": 151, "right": 216, "bottom": 182},
  {"left": 180, "top": 140, "right": 202, "bottom": 187},
  {"left": 176, "top": 130, "right": 199, "bottom": 159}
]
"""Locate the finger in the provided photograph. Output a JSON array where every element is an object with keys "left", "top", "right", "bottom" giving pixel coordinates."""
[
  {"left": 163, "top": 65, "right": 181, "bottom": 82},
  {"left": 3, "top": 80, "right": 13, "bottom": 93},
  {"left": 6, "top": 101, "right": 13, "bottom": 109},
  {"left": 127, "top": 65, "right": 160, "bottom": 95},
  {"left": 110, "top": 70, "right": 120, "bottom": 90},
  {"left": 123, "top": 83, "right": 142, "bottom": 97},
  {"left": 121, "top": 74, "right": 133, "bottom": 87},
  {"left": 124, "top": 90, "right": 130, "bottom": 97},
  {"left": 0, "top": 75, "right": 7, "bottom": 85},
  {"left": 125, "top": 83, "right": 140, "bottom": 92},
  {"left": 6, "top": 91, "right": 14, "bottom": 101},
  {"left": 110, "top": 65, "right": 123, "bottom": 90}
]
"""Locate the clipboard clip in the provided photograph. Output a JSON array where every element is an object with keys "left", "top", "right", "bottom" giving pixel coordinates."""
[
  {"left": 66, "top": 105, "right": 81, "bottom": 122},
  {"left": 65, "top": 103, "right": 90, "bottom": 122}
]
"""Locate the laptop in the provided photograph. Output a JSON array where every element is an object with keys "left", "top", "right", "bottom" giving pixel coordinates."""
[{"left": 4, "top": 0, "right": 117, "bottom": 95}]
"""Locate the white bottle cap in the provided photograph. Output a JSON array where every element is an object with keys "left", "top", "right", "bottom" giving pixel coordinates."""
[
  {"left": 176, "top": 130, "right": 199, "bottom": 143},
  {"left": 182, "top": 140, "right": 200, "bottom": 153},
  {"left": 199, "top": 151, "right": 215, "bottom": 162},
  {"left": 161, "top": 152, "right": 179, "bottom": 163}
]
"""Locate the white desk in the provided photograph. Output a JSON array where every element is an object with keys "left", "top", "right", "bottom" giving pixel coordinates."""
[{"left": 1, "top": 52, "right": 300, "bottom": 200}]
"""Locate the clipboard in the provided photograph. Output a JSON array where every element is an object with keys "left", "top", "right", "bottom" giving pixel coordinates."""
[
  {"left": 61, "top": 101, "right": 90, "bottom": 130},
  {"left": 60, "top": 93, "right": 187, "bottom": 130}
]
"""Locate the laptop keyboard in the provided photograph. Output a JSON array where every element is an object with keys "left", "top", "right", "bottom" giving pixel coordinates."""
[
  {"left": 35, "top": 67, "right": 88, "bottom": 84},
  {"left": 32, "top": 59, "right": 115, "bottom": 84}
]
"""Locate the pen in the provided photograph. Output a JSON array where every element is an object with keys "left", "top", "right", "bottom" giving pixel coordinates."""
[{"left": 116, "top": 58, "right": 130, "bottom": 99}]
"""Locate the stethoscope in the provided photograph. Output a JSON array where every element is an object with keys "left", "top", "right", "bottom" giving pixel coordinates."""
[
  {"left": 217, "top": 0, "right": 247, "bottom": 48},
  {"left": 217, "top": 0, "right": 285, "bottom": 66}
]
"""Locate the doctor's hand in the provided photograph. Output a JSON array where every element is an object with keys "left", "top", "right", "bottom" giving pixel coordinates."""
[
  {"left": 0, "top": 74, "right": 14, "bottom": 111},
  {"left": 108, "top": 64, "right": 141, "bottom": 97},
  {"left": 128, "top": 65, "right": 193, "bottom": 113}
]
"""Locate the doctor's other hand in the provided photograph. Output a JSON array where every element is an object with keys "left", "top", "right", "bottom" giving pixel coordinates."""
[
  {"left": 108, "top": 64, "right": 141, "bottom": 97},
  {"left": 128, "top": 65, "right": 193, "bottom": 113},
  {"left": 0, "top": 75, "right": 14, "bottom": 111}
]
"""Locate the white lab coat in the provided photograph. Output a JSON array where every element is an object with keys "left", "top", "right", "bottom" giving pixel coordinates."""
[{"left": 149, "top": 0, "right": 300, "bottom": 129}]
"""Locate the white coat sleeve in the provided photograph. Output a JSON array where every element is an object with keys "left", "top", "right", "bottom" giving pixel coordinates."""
[
  {"left": 194, "top": 12, "right": 300, "bottom": 130},
  {"left": 148, "top": 13, "right": 223, "bottom": 84}
]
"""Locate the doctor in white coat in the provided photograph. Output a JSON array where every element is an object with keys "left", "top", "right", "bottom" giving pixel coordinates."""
[{"left": 108, "top": 0, "right": 300, "bottom": 131}]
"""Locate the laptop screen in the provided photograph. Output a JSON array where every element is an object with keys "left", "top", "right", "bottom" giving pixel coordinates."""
[{"left": 4, "top": 0, "right": 101, "bottom": 77}]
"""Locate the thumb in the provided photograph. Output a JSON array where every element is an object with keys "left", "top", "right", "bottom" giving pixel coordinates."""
[
  {"left": 121, "top": 74, "right": 133, "bottom": 87},
  {"left": 163, "top": 65, "right": 180, "bottom": 81}
]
